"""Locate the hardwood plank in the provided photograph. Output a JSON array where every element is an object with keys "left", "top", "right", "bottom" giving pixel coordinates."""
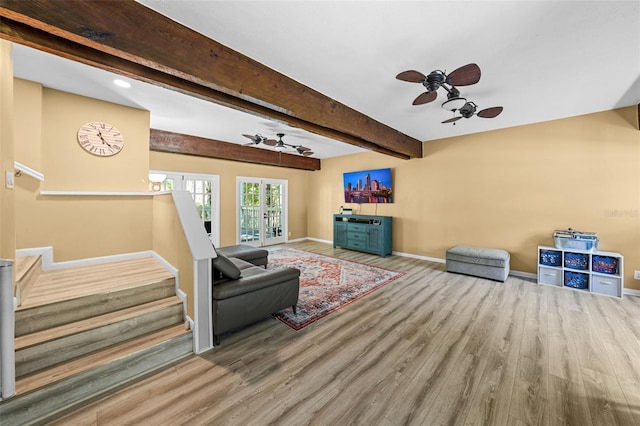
[
  {"left": 45, "top": 241, "right": 640, "bottom": 426},
  {"left": 581, "top": 367, "right": 636, "bottom": 426},
  {"left": 548, "top": 374, "right": 593, "bottom": 426},
  {"left": 464, "top": 280, "right": 527, "bottom": 426},
  {"left": 546, "top": 286, "right": 585, "bottom": 386}
]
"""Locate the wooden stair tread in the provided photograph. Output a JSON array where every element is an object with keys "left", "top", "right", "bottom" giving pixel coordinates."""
[
  {"left": 15, "top": 324, "right": 191, "bottom": 396},
  {"left": 15, "top": 296, "right": 182, "bottom": 351},
  {"left": 19, "top": 257, "right": 173, "bottom": 309}
]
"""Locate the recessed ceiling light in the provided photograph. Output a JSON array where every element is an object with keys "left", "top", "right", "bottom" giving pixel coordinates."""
[{"left": 113, "top": 79, "right": 131, "bottom": 88}]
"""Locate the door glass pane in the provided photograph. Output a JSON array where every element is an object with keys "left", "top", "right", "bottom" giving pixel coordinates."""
[
  {"left": 264, "top": 183, "right": 283, "bottom": 241},
  {"left": 240, "top": 182, "right": 260, "bottom": 242},
  {"left": 185, "top": 179, "right": 212, "bottom": 223}
]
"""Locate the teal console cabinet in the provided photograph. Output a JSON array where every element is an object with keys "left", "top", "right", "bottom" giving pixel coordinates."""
[{"left": 333, "top": 214, "right": 393, "bottom": 257}]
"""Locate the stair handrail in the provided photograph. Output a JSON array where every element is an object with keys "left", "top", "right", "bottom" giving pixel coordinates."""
[{"left": 14, "top": 161, "right": 44, "bottom": 181}]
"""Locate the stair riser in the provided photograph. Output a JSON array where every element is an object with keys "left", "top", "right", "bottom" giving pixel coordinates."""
[
  {"left": 16, "top": 303, "right": 183, "bottom": 377},
  {"left": 15, "top": 278, "right": 175, "bottom": 337},
  {"left": 1, "top": 333, "right": 193, "bottom": 426}
]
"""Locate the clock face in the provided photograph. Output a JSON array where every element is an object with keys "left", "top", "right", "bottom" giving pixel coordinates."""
[{"left": 77, "top": 121, "right": 124, "bottom": 157}]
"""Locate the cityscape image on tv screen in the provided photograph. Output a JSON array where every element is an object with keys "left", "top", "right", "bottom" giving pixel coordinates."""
[{"left": 343, "top": 168, "right": 393, "bottom": 203}]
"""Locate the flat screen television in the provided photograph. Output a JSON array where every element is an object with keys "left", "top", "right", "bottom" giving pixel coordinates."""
[{"left": 343, "top": 168, "right": 393, "bottom": 203}]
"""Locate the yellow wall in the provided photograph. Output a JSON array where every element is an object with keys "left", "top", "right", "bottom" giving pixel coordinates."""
[
  {"left": 0, "top": 40, "right": 16, "bottom": 261},
  {"left": 152, "top": 194, "right": 194, "bottom": 317},
  {"left": 7, "top": 64, "right": 639, "bottom": 292},
  {"left": 14, "top": 82, "right": 154, "bottom": 261},
  {"left": 41, "top": 88, "right": 150, "bottom": 192},
  {"left": 14, "top": 79, "right": 42, "bottom": 171},
  {"left": 310, "top": 107, "right": 640, "bottom": 289},
  {"left": 150, "top": 151, "right": 310, "bottom": 247}
]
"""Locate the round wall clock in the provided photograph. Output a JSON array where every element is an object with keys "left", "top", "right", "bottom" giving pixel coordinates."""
[{"left": 77, "top": 121, "right": 124, "bottom": 156}]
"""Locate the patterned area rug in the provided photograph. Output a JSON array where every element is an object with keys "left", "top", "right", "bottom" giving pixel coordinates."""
[{"left": 268, "top": 248, "right": 404, "bottom": 331}]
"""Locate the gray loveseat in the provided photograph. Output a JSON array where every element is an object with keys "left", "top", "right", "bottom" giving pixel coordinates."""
[{"left": 212, "top": 245, "right": 300, "bottom": 345}]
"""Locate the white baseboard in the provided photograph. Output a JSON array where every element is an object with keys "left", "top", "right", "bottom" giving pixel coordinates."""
[
  {"left": 16, "top": 247, "right": 159, "bottom": 271},
  {"left": 287, "top": 237, "right": 309, "bottom": 243},
  {"left": 509, "top": 270, "right": 538, "bottom": 280},
  {"left": 392, "top": 250, "right": 446, "bottom": 264},
  {"left": 298, "top": 238, "right": 537, "bottom": 280},
  {"left": 624, "top": 288, "right": 640, "bottom": 297},
  {"left": 305, "top": 237, "right": 332, "bottom": 245}
]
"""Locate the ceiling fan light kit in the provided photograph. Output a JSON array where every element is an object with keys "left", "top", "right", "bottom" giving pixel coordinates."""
[{"left": 441, "top": 97, "right": 467, "bottom": 111}]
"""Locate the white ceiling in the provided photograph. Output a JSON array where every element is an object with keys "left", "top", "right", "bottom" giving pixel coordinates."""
[{"left": 11, "top": 1, "right": 640, "bottom": 159}]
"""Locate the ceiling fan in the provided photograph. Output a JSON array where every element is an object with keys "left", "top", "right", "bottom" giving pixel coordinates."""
[
  {"left": 396, "top": 63, "right": 504, "bottom": 123},
  {"left": 441, "top": 103, "right": 503, "bottom": 124},
  {"left": 242, "top": 133, "right": 313, "bottom": 156},
  {"left": 396, "top": 63, "right": 481, "bottom": 106}
]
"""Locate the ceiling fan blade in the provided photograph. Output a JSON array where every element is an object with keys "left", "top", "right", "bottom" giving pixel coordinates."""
[
  {"left": 396, "top": 70, "right": 427, "bottom": 83},
  {"left": 263, "top": 139, "right": 278, "bottom": 146},
  {"left": 242, "top": 133, "right": 260, "bottom": 143},
  {"left": 302, "top": 151, "right": 314, "bottom": 156},
  {"left": 412, "top": 91, "right": 437, "bottom": 105},
  {"left": 477, "top": 106, "right": 503, "bottom": 118},
  {"left": 442, "top": 116, "right": 463, "bottom": 124},
  {"left": 447, "top": 63, "right": 481, "bottom": 86},
  {"left": 297, "top": 146, "right": 311, "bottom": 151}
]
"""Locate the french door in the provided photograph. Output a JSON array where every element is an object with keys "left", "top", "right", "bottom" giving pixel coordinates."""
[{"left": 237, "top": 177, "right": 287, "bottom": 246}]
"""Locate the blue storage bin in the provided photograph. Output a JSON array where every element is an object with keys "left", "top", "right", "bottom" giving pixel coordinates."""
[
  {"left": 592, "top": 256, "right": 618, "bottom": 275},
  {"left": 540, "top": 250, "right": 561, "bottom": 267},
  {"left": 564, "top": 252, "right": 589, "bottom": 270},
  {"left": 564, "top": 271, "right": 588, "bottom": 289}
]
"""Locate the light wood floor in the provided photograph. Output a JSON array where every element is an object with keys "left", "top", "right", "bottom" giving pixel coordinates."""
[
  {"left": 51, "top": 241, "right": 640, "bottom": 425},
  {"left": 18, "top": 257, "right": 174, "bottom": 309}
]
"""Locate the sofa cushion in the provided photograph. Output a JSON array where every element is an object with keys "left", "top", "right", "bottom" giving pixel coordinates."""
[{"left": 212, "top": 252, "right": 242, "bottom": 279}]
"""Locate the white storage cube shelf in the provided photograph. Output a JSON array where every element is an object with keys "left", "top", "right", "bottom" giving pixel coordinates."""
[{"left": 537, "top": 245, "right": 624, "bottom": 298}]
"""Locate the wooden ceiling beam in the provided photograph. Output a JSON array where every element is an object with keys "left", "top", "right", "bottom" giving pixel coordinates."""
[
  {"left": 0, "top": 0, "right": 423, "bottom": 159},
  {"left": 150, "top": 129, "right": 321, "bottom": 171},
  {"left": 0, "top": 17, "right": 409, "bottom": 161}
]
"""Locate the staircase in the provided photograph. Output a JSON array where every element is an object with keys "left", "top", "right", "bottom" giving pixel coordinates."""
[{"left": 0, "top": 256, "right": 193, "bottom": 425}]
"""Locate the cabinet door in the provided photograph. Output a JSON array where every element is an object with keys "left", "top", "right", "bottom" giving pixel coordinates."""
[
  {"left": 367, "top": 226, "right": 382, "bottom": 253},
  {"left": 334, "top": 221, "right": 348, "bottom": 247}
]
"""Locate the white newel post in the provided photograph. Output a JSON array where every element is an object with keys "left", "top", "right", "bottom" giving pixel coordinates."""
[{"left": 0, "top": 259, "right": 15, "bottom": 400}]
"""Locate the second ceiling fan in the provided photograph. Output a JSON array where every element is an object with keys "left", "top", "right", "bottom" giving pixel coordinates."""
[
  {"left": 242, "top": 133, "right": 314, "bottom": 156},
  {"left": 396, "top": 63, "right": 503, "bottom": 124}
]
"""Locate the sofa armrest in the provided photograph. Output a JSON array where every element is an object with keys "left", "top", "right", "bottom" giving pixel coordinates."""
[{"left": 212, "top": 267, "right": 300, "bottom": 300}]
